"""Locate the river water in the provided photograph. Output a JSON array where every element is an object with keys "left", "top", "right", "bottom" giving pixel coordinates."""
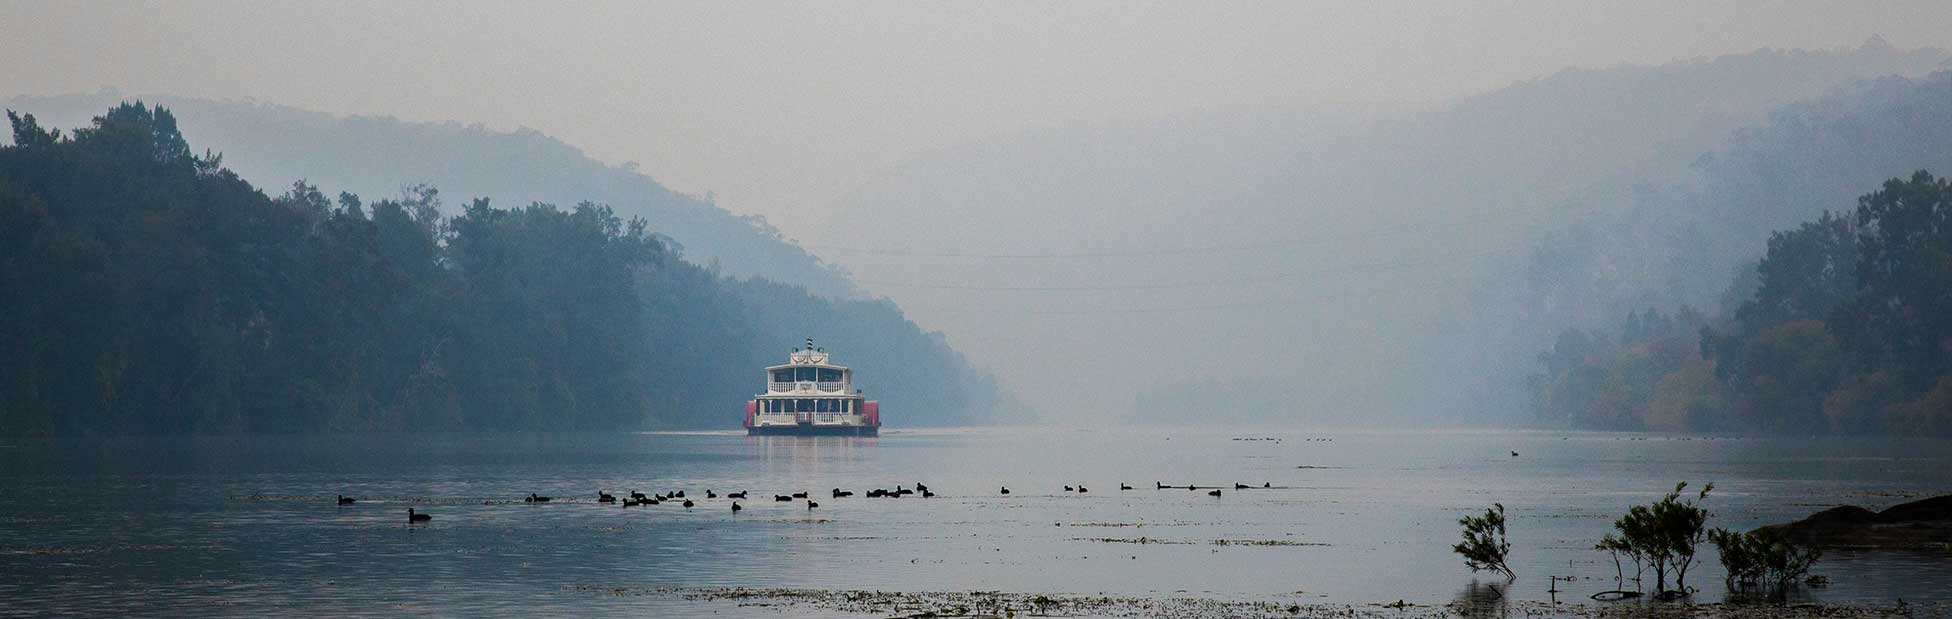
[{"left": 2, "top": 428, "right": 1948, "bottom": 616}]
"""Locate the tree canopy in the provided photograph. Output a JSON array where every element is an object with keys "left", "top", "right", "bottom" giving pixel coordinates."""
[
  {"left": 0, "top": 104, "right": 998, "bottom": 435},
  {"left": 1529, "top": 172, "right": 1952, "bottom": 435}
]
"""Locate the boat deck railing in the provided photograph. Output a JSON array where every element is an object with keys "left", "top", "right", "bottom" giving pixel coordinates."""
[{"left": 767, "top": 381, "right": 850, "bottom": 393}]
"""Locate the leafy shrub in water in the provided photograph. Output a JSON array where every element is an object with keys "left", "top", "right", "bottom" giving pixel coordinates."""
[
  {"left": 1599, "top": 482, "right": 1711, "bottom": 597},
  {"left": 1452, "top": 503, "right": 1515, "bottom": 580},
  {"left": 1709, "top": 527, "right": 1821, "bottom": 589}
]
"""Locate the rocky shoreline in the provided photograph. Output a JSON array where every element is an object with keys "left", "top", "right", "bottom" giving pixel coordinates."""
[{"left": 1761, "top": 495, "right": 1952, "bottom": 550}]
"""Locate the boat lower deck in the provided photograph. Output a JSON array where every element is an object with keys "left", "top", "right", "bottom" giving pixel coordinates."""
[{"left": 746, "top": 424, "right": 880, "bottom": 437}]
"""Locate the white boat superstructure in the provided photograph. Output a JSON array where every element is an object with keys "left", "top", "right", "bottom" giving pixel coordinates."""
[{"left": 745, "top": 339, "right": 879, "bottom": 436}]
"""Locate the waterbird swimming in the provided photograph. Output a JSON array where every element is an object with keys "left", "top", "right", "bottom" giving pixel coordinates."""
[
  {"left": 775, "top": 495, "right": 793, "bottom": 502},
  {"left": 1156, "top": 482, "right": 1168, "bottom": 489},
  {"left": 915, "top": 483, "right": 929, "bottom": 493},
  {"left": 630, "top": 491, "right": 647, "bottom": 501},
  {"left": 1120, "top": 483, "right": 1132, "bottom": 491},
  {"left": 674, "top": 490, "right": 686, "bottom": 498},
  {"left": 791, "top": 491, "right": 808, "bottom": 499},
  {"left": 922, "top": 489, "right": 934, "bottom": 498},
  {"left": 727, "top": 491, "right": 747, "bottom": 499},
  {"left": 1000, "top": 486, "right": 1011, "bottom": 495},
  {"left": 1235, "top": 483, "right": 1250, "bottom": 489},
  {"left": 896, "top": 486, "right": 913, "bottom": 496},
  {"left": 337, "top": 495, "right": 356, "bottom": 505},
  {"left": 706, "top": 490, "right": 717, "bottom": 499},
  {"left": 832, "top": 488, "right": 853, "bottom": 498},
  {"left": 1078, "top": 485, "right": 1088, "bottom": 493},
  {"left": 683, "top": 499, "right": 694, "bottom": 509},
  {"left": 731, "top": 502, "right": 742, "bottom": 513},
  {"left": 1208, "top": 489, "right": 1223, "bottom": 497},
  {"left": 407, "top": 508, "right": 431, "bottom": 522},
  {"left": 1511, "top": 451, "right": 1520, "bottom": 457},
  {"left": 807, "top": 501, "right": 818, "bottom": 510},
  {"left": 1064, "top": 486, "right": 1074, "bottom": 492},
  {"left": 598, "top": 491, "right": 616, "bottom": 503},
  {"left": 527, "top": 493, "right": 552, "bottom": 503}
]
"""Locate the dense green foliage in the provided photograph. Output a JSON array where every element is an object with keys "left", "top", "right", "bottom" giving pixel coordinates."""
[
  {"left": 1709, "top": 527, "right": 1821, "bottom": 590},
  {"left": 1451, "top": 503, "right": 1514, "bottom": 580},
  {"left": 1528, "top": 173, "right": 1952, "bottom": 434},
  {"left": 1598, "top": 483, "right": 1712, "bottom": 596},
  {"left": 0, "top": 104, "right": 997, "bottom": 435},
  {"left": 0, "top": 91, "right": 863, "bottom": 298}
]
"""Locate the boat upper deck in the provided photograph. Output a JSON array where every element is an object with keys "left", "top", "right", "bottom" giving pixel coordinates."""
[{"left": 762, "top": 342, "right": 856, "bottom": 395}]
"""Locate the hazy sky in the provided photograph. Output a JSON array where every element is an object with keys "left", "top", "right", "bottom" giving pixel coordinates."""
[{"left": 6, "top": 1, "right": 1951, "bottom": 238}]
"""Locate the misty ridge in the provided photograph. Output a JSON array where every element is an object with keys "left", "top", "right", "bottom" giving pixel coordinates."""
[
  {"left": 0, "top": 105, "right": 997, "bottom": 435},
  {"left": 819, "top": 40, "right": 1952, "bottom": 430},
  {"left": 5, "top": 40, "right": 1952, "bottom": 436}
]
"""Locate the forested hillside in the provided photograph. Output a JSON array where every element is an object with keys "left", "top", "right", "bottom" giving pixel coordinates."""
[
  {"left": 0, "top": 92, "right": 862, "bottom": 298},
  {"left": 816, "top": 41, "right": 1948, "bottom": 425},
  {"left": 0, "top": 104, "right": 995, "bottom": 435},
  {"left": 1528, "top": 173, "right": 1952, "bottom": 434},
  {"left": 1523, "top": 71, "right": 1952, "bottom": 435}
]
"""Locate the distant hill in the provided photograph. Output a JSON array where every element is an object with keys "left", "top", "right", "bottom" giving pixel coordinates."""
[
  {"left": 816, "top": 41, "right": 1951, "bottom": 426},
  {"left": 0, "top": 92, "right": 862, "bottom": 298}
]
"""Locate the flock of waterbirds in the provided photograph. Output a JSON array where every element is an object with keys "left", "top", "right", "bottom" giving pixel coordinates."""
[{"left": 333, "top": 480, "right": 1277, "bottom": 522}]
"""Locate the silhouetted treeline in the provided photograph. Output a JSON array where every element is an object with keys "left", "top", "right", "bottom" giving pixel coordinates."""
[
  {"left": 1529, "top": 172, "right": 1952, "bottom": 434},
  {"left": 0, "top": 104, "right": 996, "bottom": 435}
]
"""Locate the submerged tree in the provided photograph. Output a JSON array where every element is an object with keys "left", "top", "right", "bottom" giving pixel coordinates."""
[
  {"left": 1452, "top": 503, "right": 1515, "bottom": 581},
  {"left": 1600, "top": 482, "right": 1712, "bottom": 598},
  {"left": 1710, "top": 527, "right": 1821, "bottom": 590},
  {"left": 1595, "top": 533, "right": 1645, "bottom": 585}
]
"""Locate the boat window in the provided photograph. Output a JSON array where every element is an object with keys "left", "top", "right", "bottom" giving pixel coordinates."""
[
  {"left": 841, "top": 400, "right": 851, "bottom": 413},
  {"left": 797, "top": 399, "right": 813, "bottom": 412},
  {"left": 795, "top": 367, "right": 816, "bottom": 382},
  {"left": 818, "top": 368, "right": 841, "bottom": 382},
  {"left": 821, "top": 399, "right": 834, "bottom": 413},
  {"left": 772, "top": 370, "right": 792, "bottom": 383}
]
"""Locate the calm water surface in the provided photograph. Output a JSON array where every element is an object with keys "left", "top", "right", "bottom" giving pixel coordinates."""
[{"left": 2, "top": 428, "right": 1949, "bottom": 616}]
